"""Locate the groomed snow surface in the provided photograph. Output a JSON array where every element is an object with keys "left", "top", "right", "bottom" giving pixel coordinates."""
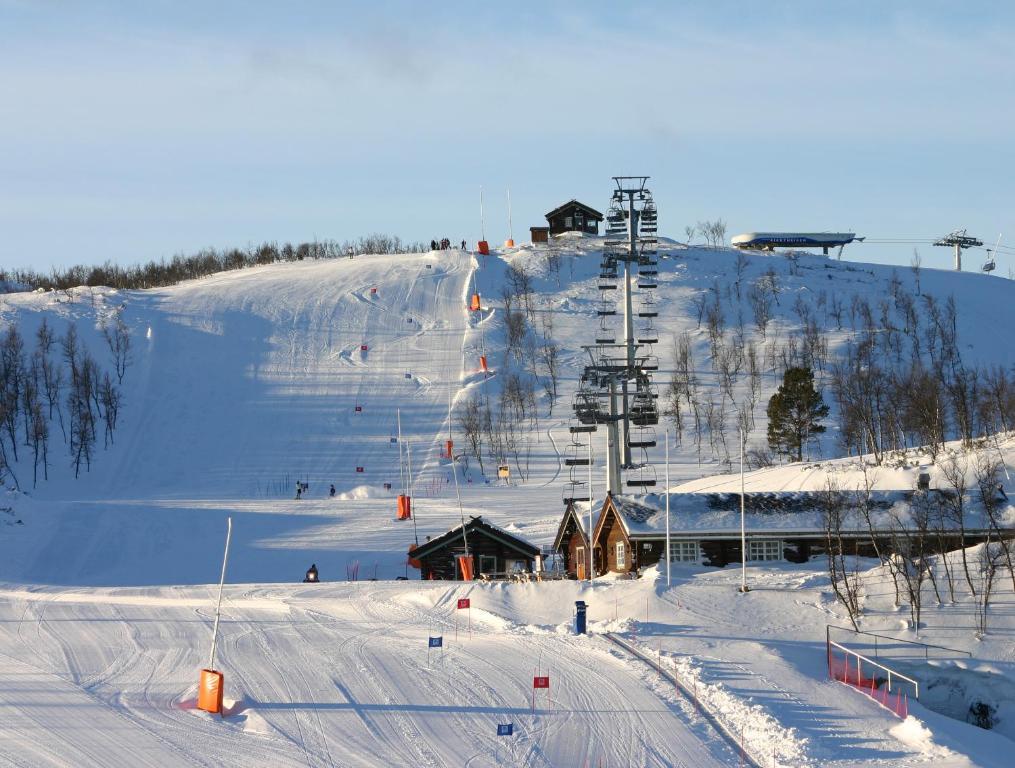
[{"left": 1, "top": 243, "right": 1015, "bottom": 766}]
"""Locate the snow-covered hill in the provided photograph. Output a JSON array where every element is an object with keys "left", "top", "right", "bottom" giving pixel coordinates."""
[
  {"left": 1, "top": 240, "right": 1014, "bottom": 583},
  {"left": 2, "top": 238, "right": 1015, "bottom": 766}
]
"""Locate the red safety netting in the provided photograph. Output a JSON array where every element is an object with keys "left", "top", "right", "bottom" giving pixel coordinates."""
[{"left": 827, "top": 649, "right": 910, "bottom": 719}]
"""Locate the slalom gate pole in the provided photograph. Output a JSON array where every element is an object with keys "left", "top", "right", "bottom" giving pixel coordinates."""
[{"left": 208, "top": 517, "right": 233, "bottom": 671}]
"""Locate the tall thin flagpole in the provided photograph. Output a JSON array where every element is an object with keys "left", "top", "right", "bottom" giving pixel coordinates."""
[
  {"left": 208, "top": 516, "right": 233, "bottom": 670},
  {"left": 480, "top": 187, "right": 486, "bottom": 243},
  {"left": 397, "top": 408, "right": 405, "bottom": 496},
  {"left": 507, "top": 188, "right": 513, "bottom": 242},
  {"left": 665, "top": 429, "right": 671, "bottom": 588},
  {"left": 407, "top": 438, "right": 419, "bottom": 546},
  {"left": 740, "top": 428, "right": 749, "bottom": 593},
  {"left": 588, "top": 438, "right": 594, "bottom": 583}
]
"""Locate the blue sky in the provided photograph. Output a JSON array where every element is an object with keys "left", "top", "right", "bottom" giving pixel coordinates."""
[{"left": 2, "top": 1, "right": 1014, "bottom": 273}]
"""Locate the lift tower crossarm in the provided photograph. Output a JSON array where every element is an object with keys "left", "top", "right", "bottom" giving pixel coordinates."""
[{"left": 933, "top": 229, "right": 983, "bottom": 271}]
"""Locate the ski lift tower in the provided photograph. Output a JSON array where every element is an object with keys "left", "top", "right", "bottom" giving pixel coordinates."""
[
  {"left": 934, "top": 229, "right": 983, "bottom": 271},
  {"left": 564, "top": 177, "right": 660, "bottom": 504}
]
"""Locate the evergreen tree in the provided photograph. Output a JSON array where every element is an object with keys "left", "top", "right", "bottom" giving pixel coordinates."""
[{"left": 767, "top": 366, "right": 828, "bottom": 461}]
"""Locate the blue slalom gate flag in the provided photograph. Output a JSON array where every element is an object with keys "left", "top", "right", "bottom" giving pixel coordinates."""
[
  {"left": 428, "top": 636, "right": 443, "bottom": 648},
  {"left": 497, "top": 723, "right": 513, "bottom": 737}
]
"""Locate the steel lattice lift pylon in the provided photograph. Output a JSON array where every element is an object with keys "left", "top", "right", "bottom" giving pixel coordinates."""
[{"left": 564, "top": 176, "right": 661, "bottom": 505}]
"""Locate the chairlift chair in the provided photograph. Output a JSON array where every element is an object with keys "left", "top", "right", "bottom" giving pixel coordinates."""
[
  {"left": 626, "top": 464, "right": 657, "bottom": 488},
  {"left": 564, "top": 441, "right": 592, "bottom": 467},
  {"left": 628, "top": 426, "right": 657, "bottom": 449},
  {"left": 563, "top": 482, "right": 591, "bottom": 505}
]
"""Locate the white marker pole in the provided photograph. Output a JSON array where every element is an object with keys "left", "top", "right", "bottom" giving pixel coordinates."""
[
  {"left": 507, "top": 188, "right": 513, "bottom": 242},
  {"left": 740, "top": 429, "right": 749, "bottom": 593},
  {"left": 665, "top": 429, "right": 671, "bottom": 588},
  {"left": 208, "top": 516, "right": 233, "bottom": 670},
  {"left": 588, "top": 438, "right": 594, "bottom": 584}
]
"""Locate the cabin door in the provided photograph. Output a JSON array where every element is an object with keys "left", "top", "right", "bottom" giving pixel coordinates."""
[{"left": 576, "top": 546, "right": 586, "bottom": 580}]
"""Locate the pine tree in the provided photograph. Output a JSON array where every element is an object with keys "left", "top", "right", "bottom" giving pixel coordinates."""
[{"left": 767, "top": 366, "right": 828, "bottom": 461}]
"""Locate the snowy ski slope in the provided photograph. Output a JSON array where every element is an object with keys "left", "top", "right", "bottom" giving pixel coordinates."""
[{"left": 2, "top": 240, "right": 1015, "bottom": 766}]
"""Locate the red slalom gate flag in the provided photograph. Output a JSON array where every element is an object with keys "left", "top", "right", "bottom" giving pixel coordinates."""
[
  {"left": 457, "top": 598, "right": 471, "bottom": 609},
  {"left": 533, "top": 676, "right": 550, "bottom": 689}
]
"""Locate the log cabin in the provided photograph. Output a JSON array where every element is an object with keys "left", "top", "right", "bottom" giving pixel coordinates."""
[
  {"left": 545, "top": 200, "right": 603, "bottom": 236},
  {"left": 410, "top": 516, "right": 540, "bottom": 580},
  {"left": 559, "top": 482, "right": 1011, "bottom": 577}
]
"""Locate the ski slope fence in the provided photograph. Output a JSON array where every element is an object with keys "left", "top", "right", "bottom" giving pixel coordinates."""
[
  {"left": 826, "top": 624, "right": 972, "bottom": 662},
  {"left": 605, "top": 633, "right": 762, "bottom": 768},
  {"left": 826, "top": 634, "right": 918, "bottom": 719}
]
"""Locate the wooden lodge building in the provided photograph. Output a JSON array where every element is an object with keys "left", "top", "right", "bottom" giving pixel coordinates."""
[
  {"left": 555, "top": 487, "right": 1010, "bottom": 578},
  {"left": 410, "top": 516, "right": 539, "bottom": 580},
  {"left": 531, "top": 199, "right": 604, "bottom": 243}
]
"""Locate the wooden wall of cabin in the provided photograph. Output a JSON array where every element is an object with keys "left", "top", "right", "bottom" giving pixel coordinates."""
[
  {"left": 566, "top": 531, "right": 587, "bottom": 578},
  {"left": 547, "top": 208, "right": 600, "bottom": 235},
  {"left": 636, "top": 540, "right": 665, "bottom": 569},
  {"left": 418, "top": 533, "right": 535, "bottom": 580},
  {"left": 605, "top": 521, "right": 634, "bottom": 574}
]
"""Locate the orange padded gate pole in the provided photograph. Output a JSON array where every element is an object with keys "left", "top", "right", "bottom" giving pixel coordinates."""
[
  {"left": 198, "top": 668, "right": 224, "bottom": 714},
  {"left": 198, "top": 516, "right": 233, "bottom": 714}
]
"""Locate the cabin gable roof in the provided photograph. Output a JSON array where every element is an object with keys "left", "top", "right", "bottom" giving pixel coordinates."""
[
  {"left": 544, "top": 199, "right": 604, "bottom": 221},
  {"left": 411, "top": 516, "right": 539, "bottom": 560},
  {"left": 553, "top": 503, "right": 590, "bottom": 552}
]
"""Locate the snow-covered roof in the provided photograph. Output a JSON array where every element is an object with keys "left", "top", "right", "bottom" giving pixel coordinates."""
[
  {"left": 412, "top": 516, "right": 539, "bottom": 559},
  {"left": 609, "top": 484, "right": 1013, "bottom": 539},
  {"left": 553, "top": 502, "right": 594, "bottom": 551}
]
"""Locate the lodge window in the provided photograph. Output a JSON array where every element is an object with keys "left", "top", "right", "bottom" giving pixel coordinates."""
[
  {"left": 748, "top": 540, "right": 782, "bottom": 561},
  {"left": 565, "top": 216, "right": 573, "bottom": 228},
  {"left": 615, "top": 541, "right": 626, "bottom": 568},
  {"left": 669, "top": 541, "right": 700, "bottom": 563}
]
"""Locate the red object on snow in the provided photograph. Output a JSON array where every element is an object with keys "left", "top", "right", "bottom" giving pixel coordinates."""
[
  {"left": 533, "top": 676, "right": 549, "bottom": 689},
  {"left": 370, "top": 287, "right": 377, "bottom": 294},
  {"left": 361, "top": 344, "right": 368, "bottom": 351},
  {"left": 356, "top": 466, "right": 364, "bottom": 473},
  {"left": 355, "top": 405, "right": 362, "bottom": 412},
  {"left": 457, "top": 598, "right": 470, "bottom": 609}
]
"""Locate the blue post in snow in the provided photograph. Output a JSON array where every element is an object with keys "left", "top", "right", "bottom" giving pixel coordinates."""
[{"left": 575, "top": 601, "right": 587, "bottom": 635}]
